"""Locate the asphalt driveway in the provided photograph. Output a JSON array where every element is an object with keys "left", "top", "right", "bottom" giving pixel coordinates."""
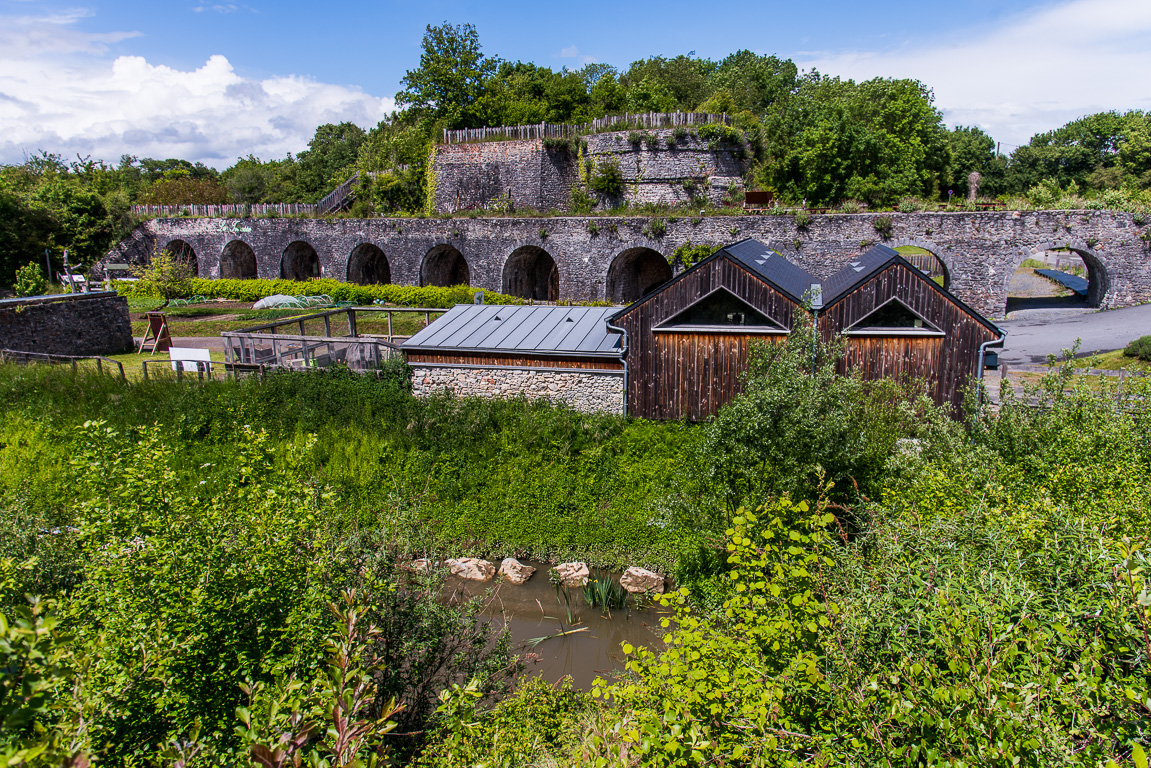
[{"left": 997, "top": 303, "right": 1151, "bottom": 366}]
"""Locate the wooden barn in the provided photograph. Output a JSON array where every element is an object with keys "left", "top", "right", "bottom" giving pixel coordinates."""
[
  {"left": 816, "top": 244, "right": 1004, "bottom": 408},
  {"left": 607, "top": 239, "right": 815, "bottom": 420}
]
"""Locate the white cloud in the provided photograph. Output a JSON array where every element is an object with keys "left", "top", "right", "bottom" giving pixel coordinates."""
[
  {"left": 557, "top": 44, "right": 597, "bottom": 66},
  {"left": 795, "top": 0, "right": 1151, "bottom": 147},
  {"left": 0, "top": 12, "right": 394, "bottom": 168}
]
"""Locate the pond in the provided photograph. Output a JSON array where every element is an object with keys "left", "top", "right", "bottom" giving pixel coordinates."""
[{"left": 444, "top": 560, "right": 669, "bottom": 689}]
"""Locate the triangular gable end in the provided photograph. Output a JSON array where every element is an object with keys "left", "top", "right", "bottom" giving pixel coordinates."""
[
  {"left": 655, "top": 286, "right": 787, "bottom": 333},
  {"left": 844, "top": 296, "right": 944, "bottom": 335}
]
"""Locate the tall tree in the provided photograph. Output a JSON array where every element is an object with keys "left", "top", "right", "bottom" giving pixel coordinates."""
[
  {"left": 296, "top": 123, "right": 366, "bottom": 201},
  {"left": 946, "top": 125, "right": 1004, "bottom": 198},
  {"left": 396, "top": 22, "right": 497, "bottom": 130}
]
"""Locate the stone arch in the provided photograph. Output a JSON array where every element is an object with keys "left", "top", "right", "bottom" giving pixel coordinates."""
[
  {"left": 162, "top": 239, "right": 199, "bottom": 277},
  {"left": 606, "top": 247, "right": 672, "bottom": 304},
  {"left": 220, "top": 240, "right": 257, "bottom": 279},
  {"left": 502, "top": 245, "right": 559, "bottom": 301},
  {"left": 421, "top": 244, "right": 469, "bottom": 287},
  {"left": 347, "top": 243, "right": 391, "bottom": 285},
  {"left": 891, "top": 239, "right": 952, "bottom": 290},
  {"left": 1005, "top": 241, "right": 1109, "bottom": 314},
  {"left": 281, "top": 241, "right": 321, "bottom": 281}
]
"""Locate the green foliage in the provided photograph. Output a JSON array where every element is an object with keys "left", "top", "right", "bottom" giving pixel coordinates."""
[
  {"left": 115, "top": 276, "right": 522, "bottom": 307},
  {"left": 583, "top": 574, "right": 628, "bottom": 615},
  {"left": 642, "top": 217, "right": 666, "bottom": 238},
  {"left": 570, "top": 184, "right": 594, "bottom": 214},
  {"left": 13, "top": 262, "right": 48, "bottom": 297},
  {"left": 1124, "top": 335, "right": 1151, "bottom": 361},
  {"left": 872, "top": 214, "right": 894, "bottom": 238},
  {"left": 131, "top": 246, "right": 194, "bottom": 306},
  {"left": 416, "top": 676, "right": 594, "bottom": 767},
  {"left": 793, "top": 209, "right": 812, "bottom": 228},
  {"left": 671, "top": 239, "right": 716, "bottom": 268},
  {"left": 396, "top": 23, "right": 497, "bottom": 130},
  {"left": 588, "top": 158, "right": 624, "bottom": 197}
]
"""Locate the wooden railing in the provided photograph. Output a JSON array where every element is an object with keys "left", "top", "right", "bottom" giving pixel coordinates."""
[
  {"left": 0, "top": 349, "right": 125, "bottom": 379},
  {"left": 442, "top": 112, "right": 734, "bottom": 144},
  {"left": 221, "top": 306, "right": 446, "bottom": 371}
]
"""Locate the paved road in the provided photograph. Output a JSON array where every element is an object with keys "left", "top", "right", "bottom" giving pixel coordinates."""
[{"left": 997, "top": 303, "right": 1151, "bottom": 366}]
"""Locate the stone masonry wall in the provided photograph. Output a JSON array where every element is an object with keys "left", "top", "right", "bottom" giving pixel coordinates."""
[
  {"left": 0, "top": 292, "right": 133, "bottom": 356},
  {"left": 104, "top": 210, "right": 1151, "bottom": 319},
  {"left": 411, "top": 365, "right": 624, "bottom": 414},
  {"left": 433, "top": 140, "right": 577, "bottom": 214},
  {"left": 583, "top": 128, "right": 748, "bottom": 208}
]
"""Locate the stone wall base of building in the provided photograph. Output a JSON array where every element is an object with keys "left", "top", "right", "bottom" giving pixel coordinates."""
[{"left": 411, "top": 365, "right": 624, "bottom": 414}]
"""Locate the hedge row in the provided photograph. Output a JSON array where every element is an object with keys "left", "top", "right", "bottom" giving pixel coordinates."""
[{"left": 115, "top": 278, "right": 526, "bottom": 308}]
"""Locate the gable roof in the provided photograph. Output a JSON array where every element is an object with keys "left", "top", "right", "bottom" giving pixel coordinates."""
[
  {"left": 401, "top": 304, "right": 623, "bottom": 357},
  {"left": 821, "top": 244, "right": 1001, "bottom": 335},
  {"left": 607, "top": 239, "right": 815, "bottom": 323},
  {"left": 719, "top": 239, "right": 818, "bottom": 303}
]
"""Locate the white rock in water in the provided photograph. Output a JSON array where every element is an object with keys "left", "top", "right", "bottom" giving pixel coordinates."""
[
  {"left": 620, "top": 566, "right": 665, "bottom": 594},
  {"left": 555, "top": 561, "right": 589, "bottom": 587},
  {"left": 498, "top": 558, "right": 536, "bottom": 584},
  {"left": 446, "top": 557, "right": 496, "bottom": 581}
]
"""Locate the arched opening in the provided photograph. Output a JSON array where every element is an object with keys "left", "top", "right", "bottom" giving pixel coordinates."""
[
  {"left": 162, "top": 239, "right": 199, "bottom": 277},
  {"left": 1006, "top": 246, "right": 1104, "bottom": 316},
  {"left": 502, "top": 246, "right": 559, "bottom": 301},
  {"left": 894, "top": 245, "right": 949, "bottom": 290},
  {"left": 220, "top": 240, "right": 257, "bottom": 279},
  {"left": 348, "top": 243, "right": 391, "bottom": 285},
  {"left": 421, "top": 244, "right": 469, "bottom": 287},
  {"left": 606, "top": 248, "right": 672, "bottom": 304},
  {"left": 281, "top": 241, "right": 321, "bottom": 281}
]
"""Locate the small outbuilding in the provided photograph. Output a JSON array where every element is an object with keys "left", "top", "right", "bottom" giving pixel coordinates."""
[
  {"left": 606, "top": 239, "right": 815, "bottom": 420},
  {"left": 402, "top": 304, "right": 625, "bottom": 413},
  {"left": 816, "top": 244, "right": 1004, "bottom": 409}
]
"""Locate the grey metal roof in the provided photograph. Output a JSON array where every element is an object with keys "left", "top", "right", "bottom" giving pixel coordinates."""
[
  {"left": 718, "top": 239, "right": 818, "bottom": 303},
  {"left": 401, "top": 304, "right": 624, "bottom": 357},
  {"left": 820, "top": 244, "right": 903, "bottom": 305}
]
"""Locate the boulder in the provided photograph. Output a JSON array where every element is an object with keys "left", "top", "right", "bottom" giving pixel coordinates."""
[
  {"left": 407, "top": 558, "right": 431, "bottom": 572},
  {"left": 620, "top": 566, "right": 665, "bottom": 594},
  {"left": 498, "top": 558, "right": 536, "bottom": 585},
  {"left": 446, "top": 557, "right": 496, "bottom": 581},
  {"left": 555, "top": 561, "right": 589, "bottom": 587}
]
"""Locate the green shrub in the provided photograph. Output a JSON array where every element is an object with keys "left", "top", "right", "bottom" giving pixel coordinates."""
[
  {"left": 873, "top": 214, "right": 894, "bottom": 239},
  {"left": 588, "top": 158, "right": 624, "bottom": 197},
  {"left": 793, "top": 210, "right": 812, "bottom": 229},
  {"left": 642, "top": 218, "right": 666, "bottom": 238},
  {"left": 13, "top": 262, "right": 48, "bottom": 297},
  {"left": 1124, "top": 335, "right": 1151, "bottom": 361},
  {"left": 115, "top": 277, "right": 523, "bottom": 307},
  {"left": 672, "top": 240, "right": 716, "bottom": 269}
]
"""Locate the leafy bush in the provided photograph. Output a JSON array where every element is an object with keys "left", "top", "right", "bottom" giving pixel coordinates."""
[
  {"left": 588, "top": 158, "right": 624, "bottom": 197},
  {"left": 642, "top": 217, "right": 666, "bottom": 238},
  {"left": 872, "top": 214, "right": 894, "bottom": 238},
  {"left": 672, "top": 239, "right": 716, "bottom": 269},
  {"left": 13, "top": 262, "right": 48, "bottom": 297},
  {"left": 793, "top": 209, "right": 812, "bottom": 229},
  {"left": 1124, "top": 335, "right": 1151, "bottom": 361},
  {"left": 116, "top": 277, "right": 523, "bottom": 307}
]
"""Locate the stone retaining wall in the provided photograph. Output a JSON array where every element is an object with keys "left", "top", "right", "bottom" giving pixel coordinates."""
[
  {"left": 103, "top": 210, "right": 1151, "bottom": 318},
  {"left": 0, "top": 292, "right": 133, "bottom": 356},
  {"left": 432, "top": 140, "right": 577, "bottom": 214},
  {"left": 583, "top": 128, "right": 747, "bottom": 208},
  {"left": 411, "top": 365, "right": 624, "bottom": 414}
]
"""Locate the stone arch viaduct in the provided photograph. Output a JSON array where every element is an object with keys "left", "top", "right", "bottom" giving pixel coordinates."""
[{"left": 105, "top": 210, "right": 1151, "bottom": 318}]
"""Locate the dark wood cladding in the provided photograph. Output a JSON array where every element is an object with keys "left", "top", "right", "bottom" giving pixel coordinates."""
[
  {"left": 819, "top": 264, "right": 999, "bottom": 408},
  {"left": 405, "top": 351, "right": 623, "bottom": 370},
  {"left": 614, "top": 255, "right": 800, "bottom": 420}
]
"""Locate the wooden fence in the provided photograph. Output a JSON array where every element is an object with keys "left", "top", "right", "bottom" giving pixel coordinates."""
[{"left": 442, "top": 112, "right": 734, "bottom": 144}]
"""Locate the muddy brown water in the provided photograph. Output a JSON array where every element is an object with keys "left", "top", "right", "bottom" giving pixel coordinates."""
[{"left": 444, "top": 560, "right": 669, "bottom": 689}]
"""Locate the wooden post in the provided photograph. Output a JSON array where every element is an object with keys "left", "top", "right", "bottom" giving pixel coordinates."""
[
  {"left": 347, "top": 309, "right": 357, "bottom": 338},
  {"left": 387, "top": 312, "right": 393, "bottom": 340}
]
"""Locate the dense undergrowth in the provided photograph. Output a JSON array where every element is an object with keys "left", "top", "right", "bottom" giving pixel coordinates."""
[{"left": 2, "top": 328, "right": 1150, "bottom": 765}]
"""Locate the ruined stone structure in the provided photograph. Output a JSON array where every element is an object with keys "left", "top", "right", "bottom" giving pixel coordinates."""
[
  {"left": 0, "top": 292, "right": 133, "bottom": 356},
  {"left": 432, "top": 140, "right": 577, "bottom": 214},
  {"left": 583, "top": 128, "right": 747, "bottom": 208},
  {"left": 431, "top": 128, "right": 747, "bottom": 214},
  {"left": 104, "top": 209, "right": 1151, "bottom": 318}
]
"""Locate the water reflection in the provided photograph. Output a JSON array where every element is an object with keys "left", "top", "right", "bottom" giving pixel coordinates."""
[{"left": 444, "top": 560, "right": 669, "bottom": 689}]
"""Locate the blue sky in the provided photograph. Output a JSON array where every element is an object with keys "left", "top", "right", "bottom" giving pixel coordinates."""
[{"left": 2, "top": 0, "right": 1149, "bottom": 167}]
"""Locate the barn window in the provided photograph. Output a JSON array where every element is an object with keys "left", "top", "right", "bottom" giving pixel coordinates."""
[
  {"left": 844, "top": 297, "right": 943, "bottom": 335},
  {"left": 655, "top": 287, "right": 786, "bottom": 333}
]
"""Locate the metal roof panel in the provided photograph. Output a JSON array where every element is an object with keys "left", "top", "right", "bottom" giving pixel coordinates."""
[{"left": 401, "top": 304, "right": 623, "bottom": 357}]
